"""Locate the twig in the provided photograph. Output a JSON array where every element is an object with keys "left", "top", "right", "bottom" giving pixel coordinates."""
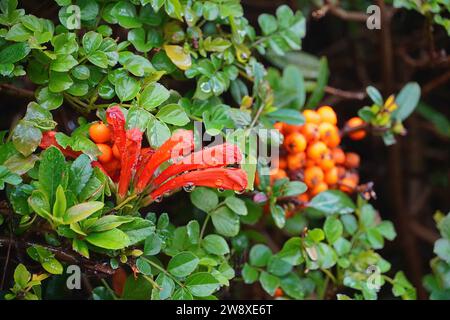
[
  {"left": 324, "top": 86, "right": 366, "bottom": 100},
  {"left": 0, "top": 84, "right": 34, "bottom": 99},
  {"left": 409, "top": 220, "right": 440, "bottom": 244},
  {"left": 313, "top": 1, "right": 367, "bottom": 22}
]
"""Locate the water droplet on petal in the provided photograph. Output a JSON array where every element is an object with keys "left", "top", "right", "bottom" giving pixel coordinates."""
[
  {"left": 183, "top": 183, "right": 195, "bottom": 192},
  {"left": 154, "top": 196, "right": 163, "bottom": 203},
  {"left": 217, "top": 188, "right": 225, "bottom": 193},
  {"left": 234, "top": 189, "right": 245, "bottom": 195}
]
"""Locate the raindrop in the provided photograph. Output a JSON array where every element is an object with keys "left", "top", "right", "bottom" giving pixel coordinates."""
[
  {"left": 217, "top": 188, "right": 225, "bottom": 193},
  {"left": 183, "top": 183, "right": 195, "bottom": 192},
  {"left": 234, "top": 189, "right": 245, "bottom": 195},
  {"left": 154, "top": 196, "right": 163, "bottom": 203}
]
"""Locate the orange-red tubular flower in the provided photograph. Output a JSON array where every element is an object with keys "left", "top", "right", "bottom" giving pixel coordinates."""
[
  {"left": 118, "top": 128, "right": 143, "bottom": 198},
  {"left": 146, "top": 168, "right": 248, "bottom": 204},
  {"left": 152, "top": 143, "right": 242, "bottom": 186},
  {"left": 39, "top": 131, "right": 81, "bottom": 159},
  {"left": 135, "top": 130, "right": 194, "bottom": 192},
  {"left": 106, "top": 106, "right": 127, "bottom": 155}
]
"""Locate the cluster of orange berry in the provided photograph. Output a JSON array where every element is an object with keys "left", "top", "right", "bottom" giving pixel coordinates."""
[
  {"left": 272, "top": 106, "right": 366, "bottom": 205},
  {"left": 89, "top": 122, "right": 122, "bottom": 177}
]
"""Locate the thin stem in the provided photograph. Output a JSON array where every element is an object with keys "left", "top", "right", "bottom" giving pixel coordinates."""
[
  {"left": 143, "top": 275, "right": 161, "bottom": 290},
  {"left": 321, "top": 268, "right": 337, "bottom": 284},
  {"left": 198, "top": 214, "right": 211, "bottom": 247},
  {"left": 140, "top": 257, "right": 185, "bottom": 288},
  {"left": 101, "top": 279, "right": 118, "bottom": 300}
]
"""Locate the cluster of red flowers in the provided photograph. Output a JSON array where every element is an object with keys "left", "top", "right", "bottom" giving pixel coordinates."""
[{"left": 40, "top": 106, "right": 248, "bottom": 205}]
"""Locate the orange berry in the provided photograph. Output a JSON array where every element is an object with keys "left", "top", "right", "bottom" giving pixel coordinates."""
[
  {"left": 319, "top": 123, "right": 340, "bottom": 147},
  {"left": 346, "top": 172, "right": 360, "bottom": 185},
  {"left": 336, "top": 166, "right": 346, "bottom": 179},
  {"left": 89, "top": 122, "right": 111, "bottom": 143},
  {"left": 340, "top": 177, "right": 357, "bottom": 193},
  {"left": 300, "top": 123, "right": 320, "bottom": 142},
  {"left": 297, "top": 193, "right": 309, "bottom": 204},
  {"left": 287, "top": 152, "right": 306, "bottom": 171},
  {"left": 283, "top": 124, "right": 300, "bottom": 135},
  {"left": 307, "top": 141, "right": 328, "bottom": 160},
  {"left": 97, "top": 143, "right": 113, "bottom": 164},
  {"left": 304, "top": 166, "right": 324, "bottom": 188},
  {"left": 305, "top": 158, "right": 316, "bottom": 167},
  {"left": 331, "top": 148, "right": 346, "bottom": 165},
  {"left": 278, "top": 157, "right": 287, "bottom": 170},
  {"left": 317, "top": 106, "right": 337, "bottom": 125},
  {"left": 318, "top": 152, "right": 335, "bottom": 171},
  {"left": 311, "top": 181, "right": 328, "bottom": 196},
  {"left": 346, "top": 117, "right": 366, "bottom": 140},
  {"left": 345, "top": 152, "right": 360, "bottom": 169},
  {"left": 112, "top": 144, "right": 121, "bottom": 159},
  {"left": 324, "top": 167, "right": 338, "bottom": 185},
  {"left": 284, "top": 132, "right": 307, "bottom": 154},
  {"left": 303, "top": 110, "right": 321, "bottom": 124},
  {"left": 274, "top": 288, "right": 284, "bottom": 297},
  {"left": 274, "top": 122, "right": 284, "bottom": 133}
]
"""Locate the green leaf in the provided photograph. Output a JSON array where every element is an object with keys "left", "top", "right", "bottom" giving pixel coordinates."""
[
  {"left": 49, "top": 71, "right": 73, "bottom": 92},
  {"left": 42, "top": 257, "right": 63, "bottom": 275},
  {"left": 87, "top": 51, "right": 109, "bottom": 68},
  {"left": 154, "top": 273, "right": 175, "bottom": 300},
  {"left": 434, "top": 239, "right": 450, "bottom": 264},
  {"left": 68, "top": 154, "right": 93, "bottom": 196},
  {"left": 270, "top": 203, "right": 286, "bottom": 229},
  {"left": 115, "top": 77, "right": 140, "bottom": 102},
  {"left": 242, "top": 263, "right": 259, "bottom": 284},
  {"left": 156, "top": 103, "right": 189, "bottom": 126},
  {"left": 143, "top": 233, "right": 161, "bottom": 255},
  {"left": 186, "top": 220, "right": 200, "bottom": 244},
  {"left": 82, "top": 31, "right": 102, "bottom": 54},
  {"left": 283, "top": 181, "right": 307, "bottom": 197},
  {"left": 393, "top": 82, "right": 421, "bottom": 121},
  {"left": 139, "top": 82, "right": 170, "bottom": 110},
  {"left": 0, "top": 165, "right": 21, "bottom": 189},
  {"left": 258, "top": 14, "right": 277, "bottom": 35},
  {"left": 202, "top": 234, "right": 230, "bottom": 256},
  {"left": 135, "top": 257, "right": 152, "bottom": 275},
  {"left": 185, "top": 272, "right": 220, "bottom": 297},
  {"left": 39, "top": 147, "right": 66, "bottom": 206},
  {"left": 122, "top": 275, "right": 152, "bottom": 300},
  {"left": 14, "top": 264, "right": 31, "bottom": 288},
  {"left": 190, "top": 187, "right": 218, "bottom": 212},
  {"left": 164, "top": 44, "right": 191, "bottom": 70},
  {"left": 259, "top": 271, "right": 280, "bottom": 296},
  {"left": 324, "top": 215, "right": 343, "bottom": 244},
  {"left": 146, "top": 116, "right": 171, "bottom": 148},
  {"left": 36, "top": 87, "right": 63, "bottom": 110},
  {"left": 0, "top": 42, "right": 30, "bottom": 64},
  {"left": 63, "top": 201, "right": 104, "bottom": 224},
  {"left": 377, "top": 221, "right": 397, "bottom": 241},
  {"left": 52, "top": 185, "right": 66, "bottom": 219},
  {"left": 88, "top": 215, "right": 134, "bottom": 233},
  {"left": 28, "top": 190, "right": 52, "bottom": 221},
  {"left": 416, "top": 102, "right": 450, "bottom": 138},
  {"left": 210, "top": 206, "right": 240, "bottom": 237},
  {"left": 249, "top": 244, "right": 272, "bottom": 267},
  {"left": 266, "top": 108, "right": 305, "bottom": 125},
  {"left": 12, "top": 120, "right": 42, "bottom": 157},
  {"left": 173, "top": 287, "right": 193, "bottom": 300},
  {"left": 167, "top": 252, "right": 199, "bottom": 277},
  {"left": 366, "top": 86, "right": 383, "bottom": 105},
  {"left": 85, "top": 228, "right": 129, "bottom": 250},
  {"left": 308, "top": 190, "right": 355, "bottom": 216},
  {"left": 224, "top": 196, "right": 247, "bottom": 216},
  {"left": 50, "top": 54, "right": 78, "bottom": 72}
]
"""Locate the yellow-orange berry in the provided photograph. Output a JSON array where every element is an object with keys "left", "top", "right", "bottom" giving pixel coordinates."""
[
  {"left": 346, "top": 117, "right": 367, "bottom": 140},
  {"left": 284, "top": 132, "right": 307, "bottom": 154},
  {"left": 89, "top": 122, "right": 111, "bottom": 143},
  {"left": 317, "top": 106, "right": 337, "bottom": 125}
]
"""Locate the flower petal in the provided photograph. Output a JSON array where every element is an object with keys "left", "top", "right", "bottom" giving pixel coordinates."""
[
  {"left": 40, "top": 131, "right": 81, "bottom": 159},
  {"left": 106, "top": 106, "right": 126, "bottom": 155},
  {"left": 152, "top": 143, "right": 242, "bottom": 186},
  {"left": 118, "top": 128, "right": 143, "bottom": 198},
  {"left": 147, "top": 168, "right": 247, "bottom": 202},
  {"left": 135, "top": 130, "right": 194, "bottom": 192}
]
